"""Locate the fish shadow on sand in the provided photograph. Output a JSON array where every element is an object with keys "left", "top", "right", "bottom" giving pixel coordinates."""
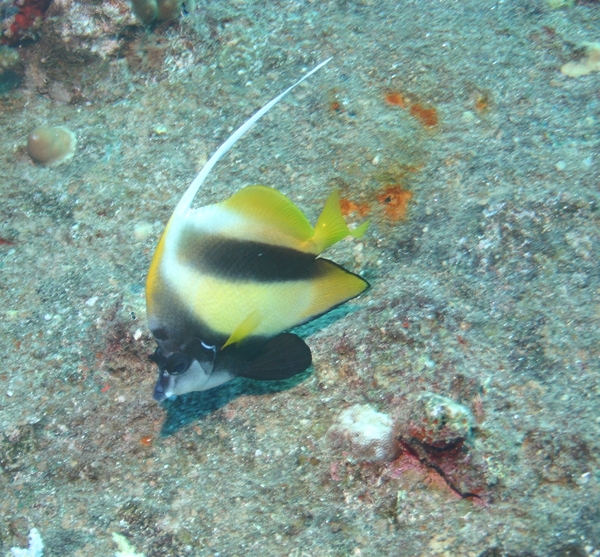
[
  {"left": 159, "top": 305, "right": 358, "bottom": 436},
  {"left": 160, "top": 370, "right": 311, "bottom": 436}
]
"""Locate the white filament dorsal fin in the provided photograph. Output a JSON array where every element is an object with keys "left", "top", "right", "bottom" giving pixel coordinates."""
[{"left": 173, "top": 57, "right": 332, "bottom": 218}]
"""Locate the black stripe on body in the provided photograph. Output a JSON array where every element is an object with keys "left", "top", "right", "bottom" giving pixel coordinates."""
[
  {"left": 178, "top": 233, "right": 323, "bottom": 282},
  {"left": 148, "top": 277, "right": 229, "bottom": 351}
]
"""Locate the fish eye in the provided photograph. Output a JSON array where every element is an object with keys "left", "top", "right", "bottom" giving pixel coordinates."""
[{"left": 166, "top": 353, "right": 191, "bottom": 375}]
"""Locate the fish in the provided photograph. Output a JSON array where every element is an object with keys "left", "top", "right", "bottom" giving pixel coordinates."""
[{"left": 146, "top": 59, "right": 370, "bottom": 401}]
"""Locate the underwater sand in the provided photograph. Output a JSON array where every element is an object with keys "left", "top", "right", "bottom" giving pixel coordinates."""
[{"left": 0, "top": 0, "right": 598, "bottom": 555}]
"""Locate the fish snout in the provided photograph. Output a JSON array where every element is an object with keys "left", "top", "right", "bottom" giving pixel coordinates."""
[{"left": 153, "top": 370, "right": 173, "bottom": 402}]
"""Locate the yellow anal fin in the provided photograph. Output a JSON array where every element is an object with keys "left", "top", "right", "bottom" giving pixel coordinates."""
[
  {"left": 311, "top": 191, "right": 369, "bottom": 254},
  {"left": 302, "top": 258, "right": 369, "bottom": 322},
  {"left": 222, "top": 309, "right": 262, "bottom": 349},
  {"left": 223, "top": 186, "right": 314, "bottom": 242}
]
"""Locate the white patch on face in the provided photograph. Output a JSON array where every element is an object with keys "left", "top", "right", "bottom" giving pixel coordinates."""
[
  {"left": 170, "top": 359, "right": 211, "bottom": 396},
  {"left": 162, "top": 358, "right": 235, "bottom": 396}
]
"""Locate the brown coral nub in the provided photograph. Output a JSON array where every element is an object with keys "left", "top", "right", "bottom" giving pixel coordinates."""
[{"left": 27, "top": 125, "right": 77, "bottom": 166}]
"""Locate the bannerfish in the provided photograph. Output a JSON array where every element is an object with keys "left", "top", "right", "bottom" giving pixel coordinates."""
[{"left": 146, "top": 59, "right": 370, "bottom": 402}]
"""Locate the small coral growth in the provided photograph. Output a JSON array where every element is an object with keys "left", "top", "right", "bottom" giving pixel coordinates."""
[
  {"left": 26, "top": 125, "right": 77, "bottom": 166},
  {"left": 327, "top": 404, "right": 400, "bottom": 463},
  {"left": 327, "top": 395, "right": 488, "bottom": 502},
  {"left": 130, "top": 0, "right": 186, "bottom": 24},
  {"left": 409, "top": 393, "right": 474, "bottom": 448}
]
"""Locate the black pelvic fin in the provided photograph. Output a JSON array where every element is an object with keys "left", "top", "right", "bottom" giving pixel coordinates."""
[{"left": 238, "top": 333, "right": 312, "bottom": 381}]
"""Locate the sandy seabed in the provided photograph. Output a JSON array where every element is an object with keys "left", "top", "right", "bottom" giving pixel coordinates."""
[{"left": 0, "top": 0, "right": 598, "bottom": 555}]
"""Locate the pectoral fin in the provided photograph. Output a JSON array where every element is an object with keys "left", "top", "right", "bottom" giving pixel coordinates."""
[
  {"left": 222, "top": 310, "right": 262, "bottom": 349},
  {"left": 237, "top": 333, "right": 312, "bottom": 380}
]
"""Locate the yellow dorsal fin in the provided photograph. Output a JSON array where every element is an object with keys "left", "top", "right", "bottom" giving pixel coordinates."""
[
  {"left": 311, "top": 191, "right": 369, "bottom": 254},
  {"left": 221, "top": 310, "right": 262, "bottom": 349},
  {"left": 223, "top": 186, "right": 314, "bottom": 242}
]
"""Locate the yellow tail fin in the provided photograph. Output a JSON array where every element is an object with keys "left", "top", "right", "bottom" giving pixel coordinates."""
[
  {"left": 300, "top": 259, "right": 369, "bottom": 321},
  {"left": 311, "top": 191, "right": 369, "bottom": 254}
]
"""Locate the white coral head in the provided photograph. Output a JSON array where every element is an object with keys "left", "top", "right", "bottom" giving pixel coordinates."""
[{"left": 327, "top": 404, "right": 400, "bottom": 462}]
